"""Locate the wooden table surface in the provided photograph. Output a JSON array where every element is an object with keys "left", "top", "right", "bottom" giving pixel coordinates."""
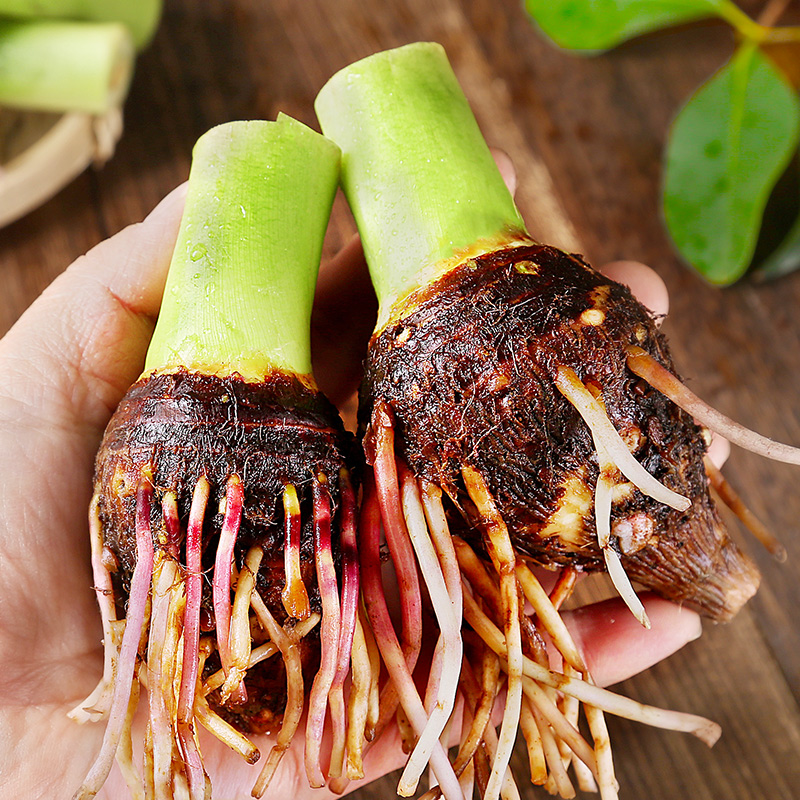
[{"left": 3, "top": 2, "right": 800, "bottom": 798}]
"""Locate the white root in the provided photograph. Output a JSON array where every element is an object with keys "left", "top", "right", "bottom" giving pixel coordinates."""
[
  {"left": 202, "top": 613, "right": 320, "bottom": 696},
  {"left": 462, "top": 466, "right": 523, "bottom": 800},
  {"left": 530, "top": 698, "right": 574, "bottom": 799},
  {"left": 220, "top": 549, "right": 258, "bottom": 703},
  {"left": 69, "top": 495, "right": 119, "bottom": 723},
  {"left": 462, "top": 587, "right": 721, "bottom": 745},
  {"left": 554, "top": 365, "right": 690, "bottom": 512},
  {"left": 521, "top": 677, "right": 597, "bottom": 780},
  {"left": 345, "top": 614, "right": 373, "bottom": 780},
  {"left": 593, "top": 442, "right": 650, "bottom": 628},
  {"left": 397, "top": 471, "right": 463, "bottom": 796},
  {"left": 147, "top": 553, "right": 182, "bottom": 799},
  {"left": 627, "top": 345, "right": 800, "bottom": 465},
  {"left": 249, "top": 545, "right": 307, "bottom": 798},
  {"left": 116, "top": 676, "right": 144, "bottom": 800},
  {"left": 604, "top": 548, "right": 649, "bottom": 628},
  {"left": 194, "top": 691, "right": 259, "bottom": 763}
]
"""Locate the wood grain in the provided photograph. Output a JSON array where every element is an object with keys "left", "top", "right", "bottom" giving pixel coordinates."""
[{"left": 2, "top": 1, "right": 799, "bottom": 798}]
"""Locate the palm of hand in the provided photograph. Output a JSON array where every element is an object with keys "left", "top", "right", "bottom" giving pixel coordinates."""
[{"left": 0, "top": 187, "right": 701, "bottom": 800}]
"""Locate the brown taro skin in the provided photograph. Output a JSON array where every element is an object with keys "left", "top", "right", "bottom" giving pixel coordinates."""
[
  {"left": 94, "top": 368, "right": 355, "bottom": 733},
  {"left": 361, "top": 243, "right": 760, "bottom": 622}
]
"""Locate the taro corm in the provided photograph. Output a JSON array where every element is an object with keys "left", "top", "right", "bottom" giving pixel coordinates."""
[
  {"left": 70, "top": 117, "right": 361, "bottom": 799},
  {"left": 316, "top": 42, "right": 800, "bottom": 800}
]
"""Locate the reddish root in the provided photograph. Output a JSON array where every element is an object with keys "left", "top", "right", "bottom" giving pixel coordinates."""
[
  {"left": 372, "top": 402, "right": 423, "bottom": 674},
  {"left": 73, "top": 470, "right": 156, "bottom": 800},
  {"left": 175, "top": 476, "right": 211, "bottom": 800},
  {"left": 327, "top": 469, "right": 360, "bottom": 781},
  {"left": 359, "top": 472, "right": 463, "bottom": 800},
  {"left": 68, "top": 494, "right": 119, "bottom": 723},
  {"left": 626, "top": 345, "right": 800, "bottom": 465},
  {"left": 305, "top": 475, "right": 342, "bottom": 788},
  {"left": 161, "top": 491, "right": 182, "bottom": 557},
  {"left": 212, "top": 474, "right": 247, "bottom": 705}
]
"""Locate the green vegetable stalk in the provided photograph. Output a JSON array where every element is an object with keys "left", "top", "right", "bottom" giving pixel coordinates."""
[
  {"left": 146, "top": 114, "right": 340, "bottom": 381},
  {"left": 315, "top": 42, "right": 526, "bottom": 327},
  {"left": 0, "top": 20, "right": 134, "bottom": 114}
]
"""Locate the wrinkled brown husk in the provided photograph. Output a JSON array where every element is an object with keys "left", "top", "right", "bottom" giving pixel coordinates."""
[
  {"left": 94, "top": 368, "right": 356, "bottom": 731},
  {"left": 361, "top": 243, "right": 759, "bottom": 622}
]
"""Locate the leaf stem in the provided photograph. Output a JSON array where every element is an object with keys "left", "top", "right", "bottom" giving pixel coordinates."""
[
  {"left": 715, "top": 1, "right": 768, "bottom": 42},
  {"left": 145, "top": 117, "right": 340, "bottom": 382},
  {"left": 762, "top": 26, "right": 800, "bottom": 44},
  {"left": 717, "top": 0, "right": 800, "bottom": 44}
]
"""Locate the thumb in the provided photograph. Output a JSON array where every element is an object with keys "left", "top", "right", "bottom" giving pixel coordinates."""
[
  {"left": 0, "top": 183, "right": 186, "bottom": 436},
  {"left": 564, "top": 592, "right": 702, "bottom": 688}
]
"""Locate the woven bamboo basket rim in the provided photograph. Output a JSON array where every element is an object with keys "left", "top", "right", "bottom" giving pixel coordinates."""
[{"left": 0, "top": 105, "right": 123, "bottom": 228}]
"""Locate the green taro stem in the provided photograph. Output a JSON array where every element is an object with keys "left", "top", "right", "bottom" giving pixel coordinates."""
[
  {"left": 0, "top": 20, "right": 134, "bottom": 114},
  {"left": 0, "top": 0, "right": 162, "bottom": 50},
  {"left": 145, "top": 116, "right": 340, "bottom": 382},
  {"left": 315, "top": 42, "right": 527, "bottom": 321}
]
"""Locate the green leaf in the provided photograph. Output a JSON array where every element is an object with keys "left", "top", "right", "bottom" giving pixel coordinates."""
[
  {"left": 663, "top": 44, "right": 800, "bottom": 285},
  {"left": 753, "top": 204, "right": 800, "bottom": 281},
  {"left": 523, "top": 0, "right": 726, "bottom": 52}
]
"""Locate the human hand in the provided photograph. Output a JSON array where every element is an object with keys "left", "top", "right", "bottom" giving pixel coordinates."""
[{"left": 0, "top": 180, "right": 705, "bottom": 800}]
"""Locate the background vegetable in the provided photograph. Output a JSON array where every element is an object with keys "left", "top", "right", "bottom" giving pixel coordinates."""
[
  {"left": 0, "top": 20, "right": 134, "bottom": 114},
  {"left": 0, "top": 0, "right": 162, "bottom": 49}
]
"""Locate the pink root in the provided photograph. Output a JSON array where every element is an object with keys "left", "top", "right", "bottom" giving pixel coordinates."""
[
  {"left": 147, "top": 553, "right": 180, "bottom": 799},
  {"left": 327, "top": 469, "right": 360, "bottom": 780},
  {"left": 177, "top": 476, "right": 210, "bottom": 799},
  {"left": 161, "top": 491, "right": 182, "bottom": 558},
  {"left": 359, "top": 473, "right": 463, "bottom": 800},
  {"left": 305, "top": 476, "right": 342, "bottom": 788},
  {"left": 73, "top": 471, "right": 155, "bottom": 800},
  {"left": 212, "top": 474, "right": 247, "bottom": 704},
  {"left": 372, "top": 402, "right": 422, "bottom": 673}
]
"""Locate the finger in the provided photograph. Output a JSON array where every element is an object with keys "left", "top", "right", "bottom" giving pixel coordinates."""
[
  {"left": 563, "top": 592, "right": 702, "bottom": 687},
  {"left": 0, "top": 183, "right": 187, "bottom": 433},
  {"left": 707, "top": 432, "right": 730, "bottom": 468},
  {"left": 490, "top": 147, "right": 517, "bottom": 196},
  {"left": 311, "top": 234, "right": 377, "bottom": 406},
  {"left": 599, "top": 260, "right": 669, "bottom": 321}
]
